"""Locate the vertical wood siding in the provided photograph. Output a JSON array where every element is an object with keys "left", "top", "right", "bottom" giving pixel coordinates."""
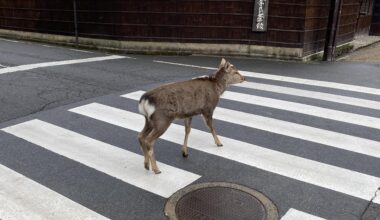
[
  {"left": 303, "top": 0, "right": 366, "bottom": 55},
  {"left": 303, "top": 0, "right": 330, "bottom": 55},
  {"left": 0, "top": 0, "right": 306, "bottom": 48},
  {"left": 0, "top": 0, "right": 372, "bottom": 55}
]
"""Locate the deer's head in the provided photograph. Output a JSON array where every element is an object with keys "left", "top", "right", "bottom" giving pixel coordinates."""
[{"left": 218, "top": 58, "right": 246, "bottom": 85}]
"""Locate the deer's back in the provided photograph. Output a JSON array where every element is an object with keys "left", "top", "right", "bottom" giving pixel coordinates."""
[{"left": 142, "top": 79, "right": 219, "bottom": 119}]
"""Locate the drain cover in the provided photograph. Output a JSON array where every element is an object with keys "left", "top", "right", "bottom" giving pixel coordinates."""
[{"left": 165, "top": 182, "right": 278, "bottom": 220}]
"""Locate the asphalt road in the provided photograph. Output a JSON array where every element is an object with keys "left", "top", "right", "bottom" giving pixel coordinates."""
[{"left": 0, "top": 37, "right": 380, "bottom": 219}]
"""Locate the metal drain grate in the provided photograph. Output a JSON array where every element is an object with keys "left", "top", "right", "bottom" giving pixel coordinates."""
[{"left": 165, "top": 182, "right": 278, "bottom": 220}]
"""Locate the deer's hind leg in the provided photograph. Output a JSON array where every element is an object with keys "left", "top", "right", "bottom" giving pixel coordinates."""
[
  {"left": 182, "top": 117, "right": 192, "bottom": 158},
  {"left": 145, "top": 114, "right": 173, "bottom": 174},
  {"left": 138, "top": 117, "right": 153, "bottom": 170}
]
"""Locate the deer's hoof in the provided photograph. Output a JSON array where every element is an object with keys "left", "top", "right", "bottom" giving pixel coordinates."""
[
  {"left": 153, "top": 169, "right": 161, "bottom": 174},
  {"left": 144, "top": 163, "right": 149, "bottom": 170},
  {"left": 217, "top": 144, "right": 223, "bottom": 147},
  {"left": 182, "top": 152, "right": 189, "bottom": 158}
]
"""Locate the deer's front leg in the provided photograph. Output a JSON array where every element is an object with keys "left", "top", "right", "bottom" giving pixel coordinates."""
[
  {"left": 202, "top": 113, "right": 223, "bottom": 147},
  {"left": 182, "top": 117, "right": 192, "bottom": 157}
]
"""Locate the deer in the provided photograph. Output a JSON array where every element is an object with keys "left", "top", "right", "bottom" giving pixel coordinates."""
[{"left": 138, "top": 58, "right": 246, "bottom": 174}]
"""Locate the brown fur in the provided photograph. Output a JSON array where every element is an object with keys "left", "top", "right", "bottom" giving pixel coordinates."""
[{"left": 138, "top": 58, "right": 245, "bottom": 174}]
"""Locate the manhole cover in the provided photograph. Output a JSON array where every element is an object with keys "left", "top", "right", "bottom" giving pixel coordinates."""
[{"left": 165, "top": 182, "right": 278, "bottom": 220}]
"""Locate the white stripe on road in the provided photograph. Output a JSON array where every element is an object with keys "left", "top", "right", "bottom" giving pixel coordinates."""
[
  {"left": 154, "top": 60, "right": 217, "bottom": 70},
  {"left": 153, "top": 60, "right": 380, "bottom": 96},
  {"left": 1, "top": 120, "right": 200, "bottom": 198},
  {"left": 281, "top": 208, "right": 325, "bottom": 220},
  {"left": 70, "top": 49, "right": 93, "bottom": 53},
  {"left": 373, "top": 189, "right": 380, "bottom": 204},
  {"left": 124, "top": 91, "right": 380, "bottom": 158},
  {"left": 235, "top": 82, "right": 380, "bottom": 111},
  {"left": 239, "top": 70, "right": 380, "bottom": 96},
  {"left": 222, "top": 91, "right": 380, "bottom": 130},
  {"left": 41, "top": 44, "right": 54, "bottom": 48},
  {"left": 0, "top": 55, "right": 127, "bottom": 75},
  {"left": 0, "top": 64, "right": 8, "bottom": 68},
  {"left": 0, "top": 38, "right": 19, "bottom": 43},
  {"left": 69, "top": 103, "right": 380, "bottom": 203},
  {"left": 0, "top": 164, "right": 108, "bottom": 220}
]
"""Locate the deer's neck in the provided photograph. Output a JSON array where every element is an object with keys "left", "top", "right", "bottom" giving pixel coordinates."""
[{"left": 214, "top": 69, "right": 228, "bottom": 95}]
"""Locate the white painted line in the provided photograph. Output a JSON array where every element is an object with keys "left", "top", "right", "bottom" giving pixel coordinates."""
[
  {"left": 222, "top": 91, "right": 380, "bottom": 130},
  {"left": 70, "top": 48, "right": 93, "bottom": 53},
  {"left": 116, "top": 55, "right": 136, "bottom": 60},
  {"left": 0, "top": 164, "right": 108, "bottom": 220},
  {"left": 373, "top": 189, "right": 380, "bottom": 204},
  {"left": 68, "top": 102, "right": 380, "bottom": 203},
  {"left": 239, "top": 70, "right": 380, "bottom": 96},
  {"left": 0, "top": 55, "right": 126, "bottom": 75},
  {"left": 154, "top": 60, "right": 217, "bottom": 70},
  {"left": 0, "top": 38, "right": 19, "bottom": 43},
  {"left": 1, "top": 120, "right": 200, "bottom": 198},
  {"left": 153, "top": 60, "right": 380, "bottom": 96},
  {"left": 124, "top": 91, "right": 380, "bottom": 158},
  {"left": 281, "top": 208, "right": 325, "bottom": 220},
  {"left": 41, "top": 44, "right": 54, "bottom": 48},
  {"left": 238, "top": 71, "right": 380, "bottom": 96},
  {"left": 0, "top": 64, "right": 8, "bottom": 68},
  {"left": 213, "top": 108, "right": 380, "bottom": 157},
  {"left": 235, "top": 81, "right": 380, "bottom": 111}
]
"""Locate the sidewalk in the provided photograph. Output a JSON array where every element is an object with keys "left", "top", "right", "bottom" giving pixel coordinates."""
[{"left": 340, "top": 35, "right": 380, "bottom": 62}]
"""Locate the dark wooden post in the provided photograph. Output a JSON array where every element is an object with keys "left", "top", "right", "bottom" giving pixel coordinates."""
[
  {"left": 73, "top": 0, "right": 79, "bottom": 47},
  {"left": 323, "top": 0, "right": 343, "bottom": 61}
]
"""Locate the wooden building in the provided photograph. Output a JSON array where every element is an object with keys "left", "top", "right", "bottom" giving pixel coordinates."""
[{"left": 0, "top": 0, "right": 377, "bottom": 60}]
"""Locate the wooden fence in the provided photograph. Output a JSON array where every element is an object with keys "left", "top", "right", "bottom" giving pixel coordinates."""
[{"left": 0, "top": 0, "right": 367, "bottom": 56}]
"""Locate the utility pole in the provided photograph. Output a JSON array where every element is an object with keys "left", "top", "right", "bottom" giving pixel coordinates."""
[
  {"left": 73, "top": 0, "right": 79, "bottom": 47},
  {"left": 323, "top": 0, "right": 343, "bottom": 61}
]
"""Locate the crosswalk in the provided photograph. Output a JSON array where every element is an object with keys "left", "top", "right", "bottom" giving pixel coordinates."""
[
  {"left": 69, "top": 102, "right": 380, "bottom": 201},
  {"left": 0, "top": 164, "right": 109, "bottom": 220},
  {"left": 1, "top": 66, "right": 380, "bottom": 219},
  {"left": 280, "top": 209, "right": 326, "bottom": 220},
  {"left": 2, "top": 119, "right": 200, "bottom": 198},
  {"left": 124, "top": 91, "right": 380, "bottom": 158},
  {"left": 153, "top": 60, "right": 380, "bottom": 95}
]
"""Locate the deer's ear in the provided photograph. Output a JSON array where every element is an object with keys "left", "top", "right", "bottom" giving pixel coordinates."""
[{"left": 219, "top": 58, "right": 227, "bottom": 69}]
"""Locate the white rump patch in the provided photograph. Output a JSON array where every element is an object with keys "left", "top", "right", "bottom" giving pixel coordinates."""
[
  {"left": 138, "top": 99, "right": 156, "bottom": 119},
  {"left": 138, "top": 101, "right": 145, "bottom": 115}
]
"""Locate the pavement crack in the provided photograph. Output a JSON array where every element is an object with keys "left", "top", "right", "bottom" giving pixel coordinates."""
[{"left": 361, "top": 187, "right": 380, "bottom": 219}]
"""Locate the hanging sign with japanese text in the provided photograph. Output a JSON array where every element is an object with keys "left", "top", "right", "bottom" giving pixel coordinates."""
[{"left": 252, "top": 0, "right": 269, "bottom": 32}]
